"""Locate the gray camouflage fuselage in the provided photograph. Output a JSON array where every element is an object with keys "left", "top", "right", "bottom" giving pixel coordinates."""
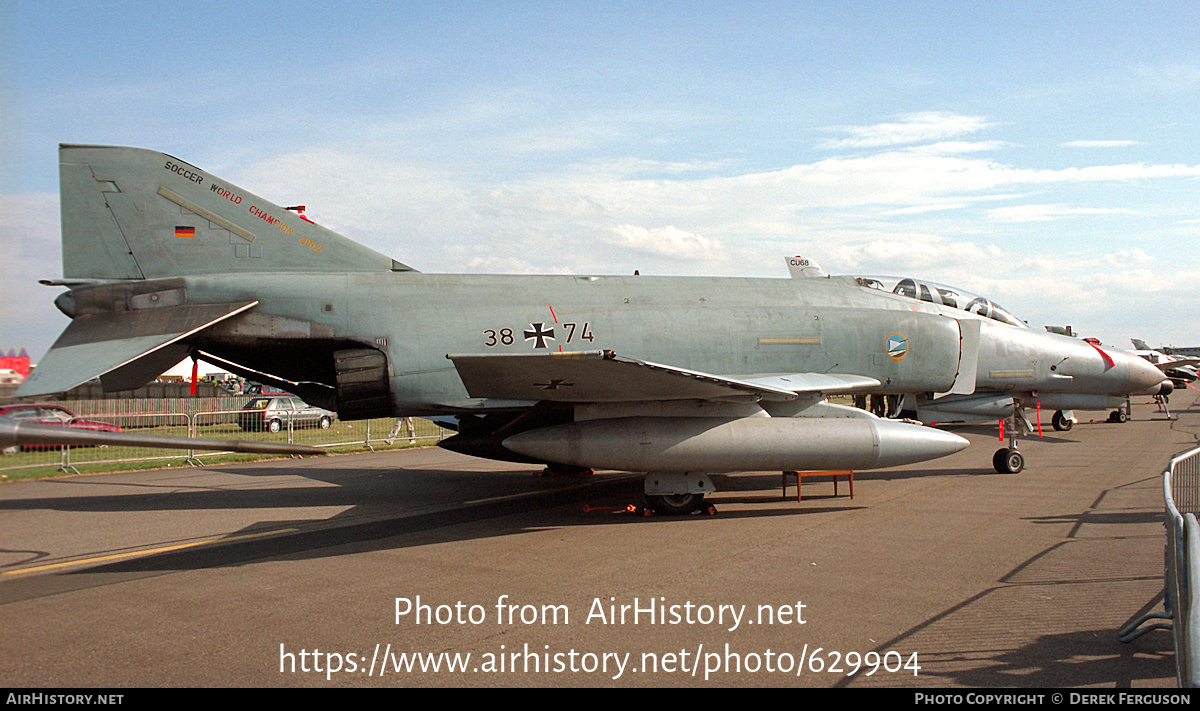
[
  {"left": 175, "top": 271, "right": 967, "bottom": 415},
  {"left": 20, "top": 145, "right": 1166, "bottom": 477}
]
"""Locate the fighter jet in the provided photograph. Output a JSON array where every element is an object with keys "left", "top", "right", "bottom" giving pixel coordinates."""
[
  {"left": 787, "top": 259, "right": 1169, "bottom": 470},
  {"left": 1130, "top": 339, "right": 1200, "bottom": 390},
  {"left": 16, "top": 147, "right": 1163, "bottom": 512}
]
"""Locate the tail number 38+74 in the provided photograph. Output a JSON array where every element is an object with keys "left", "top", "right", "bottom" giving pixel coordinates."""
[{"left": 483, "top": 322, "right": 595, "bottom": 349}]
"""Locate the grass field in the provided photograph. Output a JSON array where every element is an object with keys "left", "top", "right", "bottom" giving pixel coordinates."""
[{"left": 0, "top": 416, "right": 447, "bottom": 482}]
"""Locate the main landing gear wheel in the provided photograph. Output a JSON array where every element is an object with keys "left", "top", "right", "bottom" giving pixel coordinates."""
[
  {"left": 1052, "top": 410, "right": 1073, "bottom": 432},
  {"left": 1107, "top": 410, "right": 1128, "bottom": 423},
  {"left": 646, "top": 492, "right": 707, "bottom": 515},
  {"left": 993, "top": 448, "right": 1024, "bottom": 474}
]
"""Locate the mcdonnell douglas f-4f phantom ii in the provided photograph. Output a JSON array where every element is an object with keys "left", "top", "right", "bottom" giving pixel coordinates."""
[
  {"left": 1130, "top": 339, "right": 1200, "bottom": 391},
  {"left": 17, "top": 146, "right": 1165, "bottom": 511},
  {"left": 787, "top": 259, "right": 1170, "bottom": 470}
]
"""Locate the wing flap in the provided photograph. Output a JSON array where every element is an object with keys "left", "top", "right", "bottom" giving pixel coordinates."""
[
  {"left": 740, "top": 372, "right": 881, "bottom": 395},
  {"left": 17, "top": 301, "right": 257, "bottom": 397},
  {"left": 446, "top": 351, "right": 880, "bottom": 403}
]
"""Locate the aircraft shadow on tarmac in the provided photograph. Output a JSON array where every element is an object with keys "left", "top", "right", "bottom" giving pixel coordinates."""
[
  {"left": 835, "top": 501, "right": 1175, "bottom": 688},
  {"left": 0, "top": 414, "right": 1139, "bottom": 593},
  {"left": 841, "top": 594, "right": 1173, "bottom": 688},
  {"left": 0, "top": 454, "right": 986, "bottom": 593}
]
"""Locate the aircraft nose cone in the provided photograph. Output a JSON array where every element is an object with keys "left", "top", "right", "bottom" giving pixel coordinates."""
[{"left": 1126, "top": 354, "right": 1168, "bottom": 394}]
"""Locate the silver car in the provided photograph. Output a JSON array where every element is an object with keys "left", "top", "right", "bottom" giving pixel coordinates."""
[{"left": 238, "top": 396, "right": 335, "bottom": 433}]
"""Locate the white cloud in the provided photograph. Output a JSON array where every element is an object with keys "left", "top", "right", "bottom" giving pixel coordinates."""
[
  {"left": 603, "top": 224, "right": 721, "bottom": 261},
  {"left": 206, "top": 115, "right": 1200, "bottom": 279},
  {"left": 1061, "top": 140, "right": 1141, "bottom": 148},
  {"left": 16, "top": 109, "right": 1185, "bottom": 344},
  {"left": 987, "top": 204, "right": 1142, "bottom": 223},
  {"left": 1104, "top": 248, "right": 1155, "bottom": 267},
  {"left": 1133, "top": 62, "right": 1200, "bottom": 95},
  {"left": 902, "top": 141, "right": 1014, "bottom": 155},
  {"left": 818, "top": 112, "right": 995, "bottom": 150}
]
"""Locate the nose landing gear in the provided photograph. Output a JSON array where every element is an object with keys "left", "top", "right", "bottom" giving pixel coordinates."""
[
  {"left": 993, "top": 446, "right": 1024, "bottom": 474},
  {"left": 994, "top": 399, "right": 1032, "bottom": 473}
]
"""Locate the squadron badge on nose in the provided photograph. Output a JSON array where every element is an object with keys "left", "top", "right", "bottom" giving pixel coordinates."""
[{"left": 886, "top": 333, "right": 908, "bottom": 362}]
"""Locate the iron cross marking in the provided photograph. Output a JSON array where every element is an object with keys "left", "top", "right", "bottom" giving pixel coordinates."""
[
  {"left": 535, "top": 379, "right": 574, "bottom": 390},
  {"left": 524, "top": 322, "right": 555, "bottom": 349}
]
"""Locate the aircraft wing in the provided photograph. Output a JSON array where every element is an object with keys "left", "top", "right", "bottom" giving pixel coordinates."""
[
  {"left": 446, "top": 351, "right": 880, "bottom": 403},
  {"left": 1159, "top": 357, "right": 1200, "bottom": 370},
  {"left": 17, "top": 301, "right": 258, "bottom": 397}
]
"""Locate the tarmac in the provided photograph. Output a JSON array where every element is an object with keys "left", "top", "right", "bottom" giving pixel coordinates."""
[{"left": 1, "top": 387, "right": 1198, "bottom": 687}]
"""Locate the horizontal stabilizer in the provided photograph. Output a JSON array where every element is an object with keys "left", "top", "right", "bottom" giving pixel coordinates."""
[
  {"left": 447, "top": 351, "right": 878, "bottom": 403},
  {"left": 0, "top": 416, "right": 323, "bottom": 456},
  {"left": 17, "top": 301, "right": 257, "bottom": 397}
]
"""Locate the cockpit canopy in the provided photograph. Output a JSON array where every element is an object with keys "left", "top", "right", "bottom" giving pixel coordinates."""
[{"left": 856, "top": 276, "right": 1027, "bottom": 328}]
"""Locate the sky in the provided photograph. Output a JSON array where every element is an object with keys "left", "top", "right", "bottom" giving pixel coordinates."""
[{"left": 2, "top": 1, "right": 1199, "bottom": 362}]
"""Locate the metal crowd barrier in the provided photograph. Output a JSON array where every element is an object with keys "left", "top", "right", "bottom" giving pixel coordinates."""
[
  {"left": 1121, "top": 446, "right": 1200, "bottom": 687},
  {"left": 0, "top": 406, "right": 447, "bottom": 477}
]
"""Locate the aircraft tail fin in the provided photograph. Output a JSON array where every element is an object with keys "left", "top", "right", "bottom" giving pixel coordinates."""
[
  {"left": 58, "top": 144, "right": 415, "bottom": 280},
  {"left": 786, "top": 256, "right": 829, "bottom": 278}
]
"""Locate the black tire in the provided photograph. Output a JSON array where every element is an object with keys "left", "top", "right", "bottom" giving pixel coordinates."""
[
  {"left": 1052, "top": 411, "right": 1073, "bottom": 432},
  {"left": 1003, "top": 449, "right": 1025, "bottom": 473},
  {"left": 1113, "top": 410, "right": 1128, "bottom": 423},
  {"left": 318, "top": 416, "right": 331, "bottom": 429},
  {"left": 267, "top": 419, "right": 282, "bottom": 434},
  {"left": 994, "top": 448, "right": 1024, "bottom": 473},
  {"left": 646, "top": 492, "right": 706, "bottom": 515}
]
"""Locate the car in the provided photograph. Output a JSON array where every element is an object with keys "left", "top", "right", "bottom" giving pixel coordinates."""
[
  {"left": 0, "top": 404, "right": 122, "bottom": 451},
  {"left": 237, "top": 396, "right": 335, "bottom": 433}
]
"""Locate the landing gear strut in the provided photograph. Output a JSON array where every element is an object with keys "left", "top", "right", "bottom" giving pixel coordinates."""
[
  {"left": 993, "top": 399, "right": 1030, "bottom": 473},
  {"left": 1106, "top": 398, "right": 1132, "bottom": 423}
]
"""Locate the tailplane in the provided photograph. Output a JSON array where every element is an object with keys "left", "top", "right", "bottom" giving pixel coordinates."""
[{"left": 58, "top": 144, "right": 414, "bottom": 279}]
